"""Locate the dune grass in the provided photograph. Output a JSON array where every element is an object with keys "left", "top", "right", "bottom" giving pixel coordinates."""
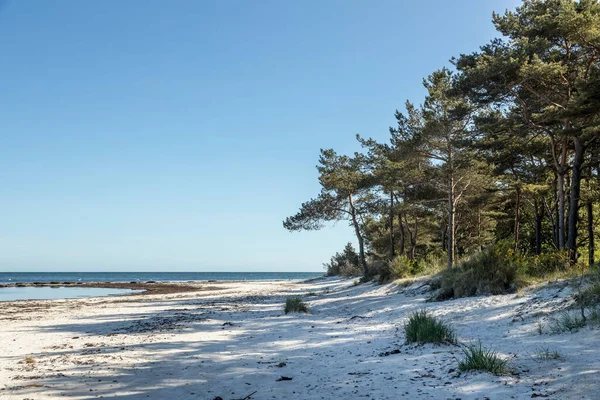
[
  {"left": 535, "top": 347, "right": 562, "bottom": 360},
  {"left": 284, "top": 296, "right": 308, "bottom": 314},
  {"left": 458, "top": 341, "right": 509, "bottom": 375},
  {"left": 404, "top": 310, "right": 456, "bottom": 344}
]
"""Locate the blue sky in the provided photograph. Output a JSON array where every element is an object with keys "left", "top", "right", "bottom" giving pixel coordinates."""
[{"left": 0, "top": 0, "right": 521, "bottom": 272}]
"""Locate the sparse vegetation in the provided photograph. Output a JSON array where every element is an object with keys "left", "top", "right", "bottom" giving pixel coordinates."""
[
  {"left": 549, "top": 310, "right": 587, "bottom": 333},
  {"left": 535, "top": 347, "right": 562, "bottom": 360},
  {"left": 535, "top": 320, "right": 545, "bottom": 335},
  {"left": 458, "top": 341, "right": 509, "bottom": 375},
  {"left": 305, "top": 292, "right": 318, "bottom": 297},
  {"left": 23, "top": 355, "right": 36, "bottom": 365},
  {"left": 284, "top": 297, "right": 308, "bottom": 314},
  {"left": 404, "top": 310, "right": 456, "bottom": 344}
]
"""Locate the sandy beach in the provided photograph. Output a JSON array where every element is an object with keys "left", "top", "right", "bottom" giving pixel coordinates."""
[{"left": 0, "top": 277, "right": 598, "bottom": 399}]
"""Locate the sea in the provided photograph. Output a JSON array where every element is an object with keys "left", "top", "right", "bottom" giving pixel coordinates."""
[{"left": 0, "top": 271, "right": 322, "bottom": 285}]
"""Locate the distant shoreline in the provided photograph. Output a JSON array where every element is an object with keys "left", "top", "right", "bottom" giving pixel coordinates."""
[{"left": 0, "top": 271, "right": 323, "bottom": 286}]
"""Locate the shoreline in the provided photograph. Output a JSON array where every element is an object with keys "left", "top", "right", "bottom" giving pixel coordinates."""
[{"left": 0, "top": 277, "right": 325, "bottom": 300}]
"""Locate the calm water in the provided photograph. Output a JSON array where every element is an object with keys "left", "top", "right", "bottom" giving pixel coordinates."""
[
  {"left": 0, "top": 271, "right": 321, "bottom": 284},
  {"left": 0, "top": 286, "right": 142, "bottom": 302}
]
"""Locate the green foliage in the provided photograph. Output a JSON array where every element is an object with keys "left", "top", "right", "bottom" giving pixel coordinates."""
[
  {"left": 387, "top": 255, "right": 413, "bottom": 279},
  {"left": 323, "top": 243, "right": 362, "bottom": 277},
  {"left": 436, "top": 241, "right": 584, "bottom": 300},
  {"left": 458, "top": 341, "right": 509, "bottom": 375},
  {"left": 290, "top": 0, "right": 600, "bottom": 284},
  {"left": 404, "top": 310, "right": 456, "bottom": 344},
  {"left": 284, "top": 297, "right": 308, "bottom": 314},
  {"left": 436, "top": 241, "right": 520, "bottom": 300}
]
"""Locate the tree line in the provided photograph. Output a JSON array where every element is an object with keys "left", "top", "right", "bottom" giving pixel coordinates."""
[{"left": 284, "top": 0, "right": 600, "bottom": 280}]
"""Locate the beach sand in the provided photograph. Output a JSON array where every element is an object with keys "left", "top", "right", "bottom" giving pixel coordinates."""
[{"left": 0, "top": 277, "right": 598, "bottom": 399}]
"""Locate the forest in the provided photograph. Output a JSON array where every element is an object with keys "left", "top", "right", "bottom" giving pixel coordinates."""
[{"left": 284, "top": 0, "right": 600, "bottom": 298}]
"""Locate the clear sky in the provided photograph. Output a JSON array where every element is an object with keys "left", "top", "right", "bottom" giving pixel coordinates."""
[{"left": 0, "top": 0, "right": 521, "bottom": 272}]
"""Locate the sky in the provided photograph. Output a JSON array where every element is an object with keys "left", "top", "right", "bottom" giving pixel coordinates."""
[{"left": 0, "top": 0, "right": 522, "bottom": 272}]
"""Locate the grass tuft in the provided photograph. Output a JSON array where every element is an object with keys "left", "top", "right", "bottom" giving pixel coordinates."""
[
  {"left": 535, "top": 347, "right": 562, "bottom": 360},
  {"left": 284, "top": 296, "right": 308, "bottom": 314},
  {"left": 549, "top": 310, "right": 586, "bottom": 333},
  {"left": 535, "top": 319, "right": 545, "bottom": 335},
  {"left": 458, "top": 341, "right": 509, "bottom": 375},
  {"left": 404, "top": 310, "right": 456, "bottom": 344}
]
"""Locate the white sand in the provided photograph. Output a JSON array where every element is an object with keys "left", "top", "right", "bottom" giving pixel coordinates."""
[{"left": 1, "top": 277, "right": 599, "bottom": 399}]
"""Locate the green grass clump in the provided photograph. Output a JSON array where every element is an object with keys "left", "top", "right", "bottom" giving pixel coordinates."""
[
  {"left": 458, "top": 341, "right": 509, "bottom": 375},
  {"left": 549, "top": 310, "right": 586, "bottom": 333},
  {"left": 404, "top": 310, "right": 456, "bottom": 344},
  {"left": 284, "top": 296, "right": 308, "bottom": 314},
  {"left": 535, "top": 347, "right": 562, "bottom": 360}
]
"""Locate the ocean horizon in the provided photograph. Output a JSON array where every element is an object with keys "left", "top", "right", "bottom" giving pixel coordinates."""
[{"left": 0, "top": 271, "right": 323, "bottom": 285}]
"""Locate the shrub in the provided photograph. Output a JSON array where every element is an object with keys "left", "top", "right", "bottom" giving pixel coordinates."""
[
  {"left": 404, "top": 310, "right": 456, "bottom": 344},
  {"left": 436, "top": 241, "right": 521, "bottom": 300},
  {"left": 458, "top": 341, "right": 509, "bottom": 375},
  {"left": 524, "top": 250, "right": 571, "bottom": 277},
  {"left": 388, "top": 255, "right": 413, "bottom": 279},
  {"left": 323, "top": 243, "right": 362, "bottom": 277},
  {"left": 379, "top": 253, "right": 444, "bottom": 283},
  {"left": 284, "top": 297, "right": 308, "bottom": 314}
]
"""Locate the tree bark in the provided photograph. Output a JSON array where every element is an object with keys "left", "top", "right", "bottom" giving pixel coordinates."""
[
  {"left": 587, "top": 199, "right": 594, "bottom": 267},
  {"left": 567, "top": 137, "right": 585, "bottom": 263},
  {"left": 553, "top": 137, "right": 568, "bottom": 250},
  {"left": 534, "top": 199, "right": 544, "bottom": 255},
  {"left": 389, "top": 192, "right": 395, "bottom": 260},
  {"left": 398, "top": 213, "right": 405, "bottom": 256},
  {"left": 514, "top": 186, "right": 521, "bottom": 251},
  {"left": 447, "top": 142, "right": 455, "bottom": 268},
  {"left": 404, "top": 214, "right": 417, "bottom": 261},
  {"left": 349, "top": 194, "right": 368, "bottom": 277},
  {"left": 441, "top": 223, "right": 447, "bottom": 252},
  {"left": 448, "top": 180, "right": 455, "bottom": 269}
]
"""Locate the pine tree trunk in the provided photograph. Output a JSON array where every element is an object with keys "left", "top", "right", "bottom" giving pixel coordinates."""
[
  {"left": 567, "top": 137, "right": 585, "bottom": 263},
  {"left": 587, "top": 199, "right": 594, "bottom": 267},
  {"left": 389, "top": 192, "right": 395, "bottom": 260},
  {"left": 534, "top": 200, "right": 543, "bottom": 255},
  {"left": 410, "top": 217, "right": 418, "bottom": 260},
  {"left": 514, "top": 186, "right": 521, "bottom": 251},
  {"left": 441, "top": 223, "right": 447, "bottom": 252},
  {"left": 558, "top": 171, "right": 566, "bottom": 250},
  {"left": 404, "top": 215, "right": 417, "bottom": 261},
  {"left": 448, "top": 174, "right": 455, "bottom": 269},
  {"left": 555, "top": 137, "right": 568, "bottom": 251},
  {"left": 398, "top": 213, "right": 405, "bottom": 256},
  {"left": 349, "top": 194, "right": 368, "bottom": 278}
]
